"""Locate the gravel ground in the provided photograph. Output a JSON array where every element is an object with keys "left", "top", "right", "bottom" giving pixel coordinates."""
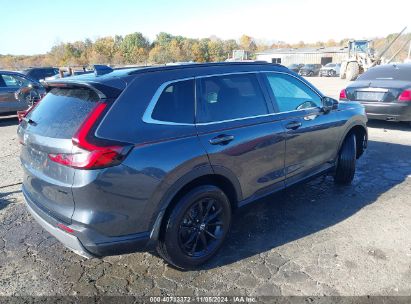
[{"left": 0, "top": 77, "right": 410, "bottom": 297}]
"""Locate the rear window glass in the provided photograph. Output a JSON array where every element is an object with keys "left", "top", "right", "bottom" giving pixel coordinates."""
[
  {"left": 27, "top": 88, "right": 99, "bottom": 139},
  {"left": 358, "top": 65, "right": 411, "bottom": 81},
  {"left": 151, "top": 79, "right": 195, "bottom": 124}
]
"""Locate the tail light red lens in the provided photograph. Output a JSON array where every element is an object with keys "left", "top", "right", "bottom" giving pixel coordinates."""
[
  {"left": 48, "top": 102, "right": 131, "bottom": 169},
  {"left": 339, "top": 89, "right": 348, "bottom": 100},
  {"left": 398, "top": 90, "right": 411, "bottom": 102},
  {"left": 48, "top": 146, "right": 125, "bottom": 169}
]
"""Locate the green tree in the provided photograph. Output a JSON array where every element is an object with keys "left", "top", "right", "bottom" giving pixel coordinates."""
[
  {"left": 91, "top": 37, "right": 118, "bottom": 64},
  {"left": 239, "top": 34, "right": 255, "bottom": 51},
  {"left": 222, "top": 39, "right": 238, "bottom": 59},
  {"left": 120, "top": 32, "right": 149, "bottom": 64},
  {"left": 207, "top": 39, "right": 225, "bottom": 62}
]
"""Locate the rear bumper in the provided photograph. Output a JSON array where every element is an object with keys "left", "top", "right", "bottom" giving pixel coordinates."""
[
  {"left": 23, "top": 186, "right": 152, "bottom": 258},
  {"left": 23, "top": 189, "right": 94, "bottom": 258},
  {"left": 361, "top": 102, "right": 411, "bottom": 122}
]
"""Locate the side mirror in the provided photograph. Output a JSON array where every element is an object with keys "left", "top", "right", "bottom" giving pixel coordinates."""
[{"left": 321, "top": 96, "right": 338, "bottom": 113}]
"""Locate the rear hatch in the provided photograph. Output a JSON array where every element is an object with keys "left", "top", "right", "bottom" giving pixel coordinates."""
[{"left": 18, "top": 87, "right": 102, "bottom": 223}]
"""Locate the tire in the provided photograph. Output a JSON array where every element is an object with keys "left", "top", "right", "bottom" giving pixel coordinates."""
[
  {"left": 346, "top": 62, "right": 360, "bottom": 81},
  {"left": 329, "top": 70, "right": 336, "bottom": 77},
  {"left": 334, "top": 133, "right": 356, "bottom": 184},
  {"left": 157, "top": 185, "right": 231, "bottom": 270},
  {"left": 340, "top": 63, "right": 347, "bottom": 79}
]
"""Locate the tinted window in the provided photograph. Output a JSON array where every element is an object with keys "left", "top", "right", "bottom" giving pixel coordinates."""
[
  {"left": 27, "top": 70, "right": 41, "bottom": 80},
  {"left": 265, "top": 73, "right": 321, "bottom": 112},
  {"left": 358, "top": 65, "right": 411, "bottom": 81},
  {"left": 44, "top": 68, "right": 58, "bottom": 77},
  {"left": 0, "top": 74, "right": 30, "bottom": 87},
  {"left": 198, "top": 74, "right": 268, "bottom": 123},
  {"left": 27, "top": 88, "right": 99, "bottom": 138},
  {"left": 151, "top": 79, "right": 194, "bottom": 124}
]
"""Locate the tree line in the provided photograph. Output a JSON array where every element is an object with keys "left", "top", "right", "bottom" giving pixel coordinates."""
[
  {"left": 0, "top": 33, "right": 255, "bottom": 69},
  {"left": 1, "top": 32, "right": 410, "bottom": 69}
]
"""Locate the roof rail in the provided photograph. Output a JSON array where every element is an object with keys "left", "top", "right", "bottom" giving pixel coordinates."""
[
  {"left": 93, "top": 64, "right": 113, "bottom": 76},
  {"left": 127, "top": 61, "right": 285, "bottom": 75}
]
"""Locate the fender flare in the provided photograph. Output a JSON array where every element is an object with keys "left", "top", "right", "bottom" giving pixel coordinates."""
[
  {"left": 148, "top": 164, "right": 242, "bottom": 241},
  {"left": 335, "top": 120, "right": 368, "bottom": 161}
]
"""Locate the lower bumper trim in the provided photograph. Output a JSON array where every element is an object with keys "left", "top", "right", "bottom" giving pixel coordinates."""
[{"left": 23, "top": 193, "right": 94, "bottom": 259}]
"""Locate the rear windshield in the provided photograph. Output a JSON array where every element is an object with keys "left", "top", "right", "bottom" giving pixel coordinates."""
[
  {"left": 358, "top": 65, "right": 411, "bottom": 81},
  {"left": 27, "top": 88, "right": 99, "bottom": 139}
]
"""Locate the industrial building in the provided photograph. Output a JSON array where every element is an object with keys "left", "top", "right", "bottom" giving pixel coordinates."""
[{"left": 256, "top": 46, "right": 348, "bottom": 66}]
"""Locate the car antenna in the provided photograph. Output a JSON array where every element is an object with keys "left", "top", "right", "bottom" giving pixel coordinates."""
[{"left": 93, "top": 65, "right": 113, "bottom": 76}]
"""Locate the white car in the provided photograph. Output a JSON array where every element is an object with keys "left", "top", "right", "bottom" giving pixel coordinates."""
[{"left": 319, "top": 63, "right": 341, "bottom": 77}]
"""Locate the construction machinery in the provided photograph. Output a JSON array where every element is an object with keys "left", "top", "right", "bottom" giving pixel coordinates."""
[
  {"left": 225, "top": 50, "right": 251, "bottom": 62},
  {"left": 340, "top": 27, "right": 410, "bottom": 80}
]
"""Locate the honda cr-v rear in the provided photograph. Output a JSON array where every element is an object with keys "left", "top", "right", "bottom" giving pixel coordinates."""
[{"left": 19, "top": 63, "right": 367, "bottom": 269}]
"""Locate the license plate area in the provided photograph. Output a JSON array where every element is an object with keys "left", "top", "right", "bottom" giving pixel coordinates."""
[{"left": 356, "top": 91, "right": 385, "bottom": 101}]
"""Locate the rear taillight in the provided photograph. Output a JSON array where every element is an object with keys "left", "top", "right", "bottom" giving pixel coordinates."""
[
  {"left": 48, "top": 146, "right": 125, "bottom": 169},
  {"left": 48, "top": 102, "right": 131, "bottom": 169},
  {"left": 398, "top": 90, "right": 411, "bottom": 102},
  {"left": 339, "top": 89, "right": 348, "bottom": 100}
]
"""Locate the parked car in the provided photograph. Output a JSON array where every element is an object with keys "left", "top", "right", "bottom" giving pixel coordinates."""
[
  {"left": 319, "top": 63, "right": 341, "bottom": 77},
  {"left": 18, "top": 62, "right": 367, "bottom": 269},
  {"left": 0, "top": 71, "right": 45, "bottom": 115},
  {"left": 287, "top": 63, "right": 304, "bottom": 73},
  {"left": 298, "top": 64, "right": 322, "bottom": 76},
  {"left": 340, "top": 64, "right": 411, "bottom": 125},
  {"left": 21, "top": 67, "right": 60, "bottom": 81}
]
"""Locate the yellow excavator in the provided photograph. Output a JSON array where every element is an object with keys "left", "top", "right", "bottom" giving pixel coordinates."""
[{"left": 340, "top": 27, "right": 410, "bottom": 80}]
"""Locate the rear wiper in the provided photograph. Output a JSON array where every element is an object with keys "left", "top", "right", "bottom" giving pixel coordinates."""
[{"left": 22, "top": 117, "right": 38, "bottom": 126}]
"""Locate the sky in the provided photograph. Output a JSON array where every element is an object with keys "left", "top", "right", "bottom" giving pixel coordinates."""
[{"left": 0, "top": 0, "right": 410, "bottom": 55}]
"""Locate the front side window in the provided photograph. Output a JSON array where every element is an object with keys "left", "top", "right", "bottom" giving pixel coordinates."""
[
  {"left": 265, "top": 73, "right": 322, "bottom": 112},
  {"left": 151, "top": 79, "right": 195, "bottom": 124},
  {"left": 198, "top": 74, "right": 268, "bottom": 123}
]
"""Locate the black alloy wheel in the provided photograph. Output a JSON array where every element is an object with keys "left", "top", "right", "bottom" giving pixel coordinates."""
[
  {"left": 157, "top": 185, "right": 231, "bottom": 269},
  {"left": 178, "top": 197, "right": 224, "bottom": 257}
]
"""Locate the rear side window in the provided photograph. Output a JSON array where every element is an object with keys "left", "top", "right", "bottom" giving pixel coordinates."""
[
  {"left": 27, "top": 88, "right": 99, "bottom": 139},
  {"left": 151, "top": 79, "right": 194, "bottom": 124},
  {"left": 265, "top": 73, "right": 322, "bottom": 112},
  {"left": 198, "top": 74, "right": 268, "bottom": 123}
]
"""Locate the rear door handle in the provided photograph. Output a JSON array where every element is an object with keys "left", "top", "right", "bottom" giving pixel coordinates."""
[
  {"left": 209, "top": 135, "right": 234, "bottom": 145},
  {"left": 285, "top": 121, "right": 302, "bottom": 130}
]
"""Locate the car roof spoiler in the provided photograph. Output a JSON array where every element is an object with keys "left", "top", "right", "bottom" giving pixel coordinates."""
[{"left": 41, "top": 80, "right": 123, "bottom": 99}]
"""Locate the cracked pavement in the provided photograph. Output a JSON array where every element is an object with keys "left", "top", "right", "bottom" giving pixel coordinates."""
[{"left": 1, "top": 78, "right": 411, "bottom": 296}]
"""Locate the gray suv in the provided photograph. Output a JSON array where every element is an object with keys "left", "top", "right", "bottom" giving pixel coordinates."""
[{"left": 18, "top": 62, "right": 367, "bottom": 269}]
